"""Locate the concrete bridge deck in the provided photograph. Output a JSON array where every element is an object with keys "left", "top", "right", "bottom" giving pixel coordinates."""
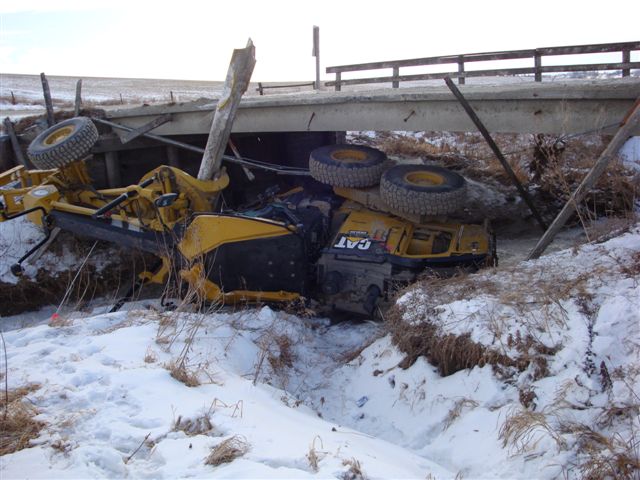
[{"left": 106, "top": 78, "right": 640, "bottom": 137}]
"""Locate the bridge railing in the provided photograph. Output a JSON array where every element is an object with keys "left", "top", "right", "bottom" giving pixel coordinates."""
[{"left": 325, "top": 41, "right": 640, "bottom": 91}]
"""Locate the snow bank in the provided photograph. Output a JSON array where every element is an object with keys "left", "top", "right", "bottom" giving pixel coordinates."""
[
  {"left": 1, "top": 218, "right": 639, "bottom": 478},
  {"left": 1, "top": 309, "right": 451, "bottom": 479}
]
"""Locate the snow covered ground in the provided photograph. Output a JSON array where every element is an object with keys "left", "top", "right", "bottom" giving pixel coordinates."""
[{"left": 1, "top": 218, "right": 639, "bottom": 478}]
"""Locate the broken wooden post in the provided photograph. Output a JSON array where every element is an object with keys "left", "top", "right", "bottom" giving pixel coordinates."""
[
  {"left": 74, "top": 79, "right": 83, "bottom": 116},
  {"left": 527, "top": 98, "right": 640, "bottom": 260},
  {"left": 40, "top": 72, "right": 55, "bottom": 127},
  {"left": 197, "top": 39, "right": 256, "bottom": 181},
  {"left": 444, "top": 76, "right": 548, "bottom": 231},
  {"left": 3, "top": 117, "right": 28, "bottom": 167}
]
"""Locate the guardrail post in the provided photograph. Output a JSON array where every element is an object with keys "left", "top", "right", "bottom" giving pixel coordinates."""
[
  {"left": 622, "top": 48, "right": 631, "bottom": 77},
  {"left": 534, "top": 50, "right": 542, "bottom": 82},
  {"left": 392, "top": 66, "right": 400, "bottom": 88},
  {"left": 335, "top": 72, "right": 342, "bottom": 92},
  {"left": 457, "top": 55, "right": 465, "bottom": 85}
]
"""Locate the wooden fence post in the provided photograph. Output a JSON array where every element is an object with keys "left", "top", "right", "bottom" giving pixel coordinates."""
[
  {"left": 527, "top": 98, "right": 640, "bottom": 260},
  {"left": 74, "top": 79, "right": 83, "bottom": 116},
  {"left": 534, "top": 50, "right": 542, "bottom": 82},
  {"left": 197, "top": 39, "right": 256, "bottom": 181},
  {"left": 40, "top": 72, "right": 55, "bottom": 127},
  {"left": 335, "top": 72, "right": 342, "bottom": 92}
]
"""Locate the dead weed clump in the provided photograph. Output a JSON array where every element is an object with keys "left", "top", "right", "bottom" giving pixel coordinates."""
[
  {"left": 0, "top": 384, "right": 44, "bottom": 456},
  {"left": 173, "top": 414, "right": 216, "bottom": 436},
  {"left": 376, "top": 135, "right": 448, "bottom": 159},
  {"left": 443, "top": 398, "right": 479, "bottom": 430},
  {"left": 267, "top": 334, "right": 295, "bottom": 372},
  {"left": 499, "top": 408, "right": 567, "bottom": 454},
  {"left": 306, "top": 435, "right": 325, "bottom": 472},
  {"left": 205, "top": 435, "right": 250, "bottom": 466},
  {"left": 567, "top": 423, "right": 640, "bottom": 480},
  {"left": 166, "top": 360, "right": 200, "bottom": 387},
  {"left": 341, "top": 457, "right": 367, "bottom": 480},
  {"left": 530, "top": 134, "right": 639, "bottom": 220}
]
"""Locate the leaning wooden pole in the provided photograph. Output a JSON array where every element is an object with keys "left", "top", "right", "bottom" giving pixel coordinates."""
[
  {"left": 444, "top": 76, "right": 548, "bottom": 231},
  {"left": 40, "top": 72, "right": 55, "bottom": 127},
  {"left": 198, "top": 39, "right": 256, "bottom": 180},
  {"left": 527, "top": 98, "right": 640, "bottom": 260}
]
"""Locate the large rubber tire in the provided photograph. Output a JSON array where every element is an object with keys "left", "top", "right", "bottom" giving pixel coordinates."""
[
  {"left": 309, "top": 144, "right": 387, "bottom": 188},
  {"left": 380, "top": 164, "right": 467, "bottom": 216},
  {"left": 27, "top": 117, "right": 99, "bottom": 169}
]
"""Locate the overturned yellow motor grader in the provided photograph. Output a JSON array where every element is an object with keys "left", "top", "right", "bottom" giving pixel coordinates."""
[{"left": 0, "top": 117, "right": 495, "bottom": 315}]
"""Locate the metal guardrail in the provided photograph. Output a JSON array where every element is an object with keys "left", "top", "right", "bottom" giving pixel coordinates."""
[{"left": 326, "top": 41, "right": 640, "bottom": 90}]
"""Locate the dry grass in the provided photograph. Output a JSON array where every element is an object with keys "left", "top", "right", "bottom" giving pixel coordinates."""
[
  {"left": 341, "top": 457, "right": 366, "bottom": 480},
  {"left": 144, "top": 348, "right": 157, "bottom": 364},
  {"left": 385, "top": 300, "right": 517, "bottom": 376},
  {"left": 205, "top": 435, "right": 250, "bottom": 466},
  {"left": 0, "top": 384, "right": 44, "bottom": 456},
  {"left": 499, "top": 408, "right": 567, "bottom": 454},
  {"left": 173, "top": 413, "right": 216, "bottom": 436},
  {"left": 567, "top": 423, "right": 640, "bottom": 480},
  {"left": 306, "top": 435, "right": 325, "bottom": 472},
  {"left": 443, "top": 398, "right": 479, "bottom": 430},
  {"left": 166, "top": 360, "right": 200, "bottom": 387},
  {"left": 377, "top": 135, "right": 448, "bottom": 159},
  {"left": 267, "top": 334, "right": 295, "bottom": 372},
  {"left": 532, "top": 134, "right": 639, "bottom": 221}
]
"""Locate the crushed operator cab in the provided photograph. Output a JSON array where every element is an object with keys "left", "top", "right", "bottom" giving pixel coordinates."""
[
  {"left": 0, "top": 117, "right": 496, "bottom": 317},
  {"left": 317, "top": 202, "right": 491, "bottom": 315}
]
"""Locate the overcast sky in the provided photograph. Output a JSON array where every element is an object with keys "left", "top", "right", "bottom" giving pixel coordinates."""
[{"left": 1, "top": 0, "right": 638, "bottom": 81}]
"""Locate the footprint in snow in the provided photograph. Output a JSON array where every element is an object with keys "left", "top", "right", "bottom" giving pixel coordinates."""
[{"left": 70, "top": 371, "right": 101, "bottom": 387}]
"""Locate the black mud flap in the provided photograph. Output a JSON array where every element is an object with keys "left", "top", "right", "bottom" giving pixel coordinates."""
[{"left": 203, "top": 233, "right": 309, "bottom": 295}]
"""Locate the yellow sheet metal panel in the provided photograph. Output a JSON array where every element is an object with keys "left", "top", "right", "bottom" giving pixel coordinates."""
[{"left": 178, "top": 215, "right": 292, "bottom": 261}]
